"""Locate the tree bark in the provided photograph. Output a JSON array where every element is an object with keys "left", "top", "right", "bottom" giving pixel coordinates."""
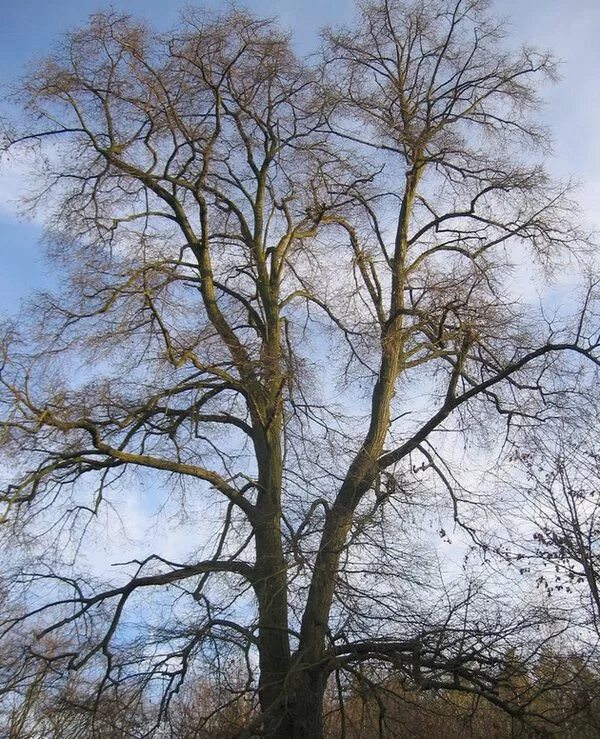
[
  {"left": 253, "top": 421, "right": 294, "bottom": 736},
  {"left": 289, "top": 669, "right": 329, "bottom": 739}
]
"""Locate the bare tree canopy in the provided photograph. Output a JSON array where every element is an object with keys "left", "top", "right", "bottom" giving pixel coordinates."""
[{"left": 2, "top": 0, "right": 600, "bottom": 736}]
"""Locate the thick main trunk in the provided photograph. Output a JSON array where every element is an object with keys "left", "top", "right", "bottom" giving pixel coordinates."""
[
  {"left": 254, "top": 519, "right": 292, "bottom": 736},
  {"left": 253, "top": 425, "right": 330, "bottom": 738},
  {"left": 253, "top": 422, "right": 293, "bottom": 736},
  {"left": 290, "top": 669, "right": 328, "bottom": 739},
  {"left": 258, "top": 666, "right": 328, "bottom": 739}
]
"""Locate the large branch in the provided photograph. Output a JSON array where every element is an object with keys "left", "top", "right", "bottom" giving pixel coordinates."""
[{"left": 379, "top": 341, "right": 600, "bottom": 470}]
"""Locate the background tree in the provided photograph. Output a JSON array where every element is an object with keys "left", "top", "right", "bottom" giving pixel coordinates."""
[
  {"left": 1, "top": 0, "right": 600, "bottom": 736},
  {"left": 510, "top": 426, "right": 600, "bottom": 638}
]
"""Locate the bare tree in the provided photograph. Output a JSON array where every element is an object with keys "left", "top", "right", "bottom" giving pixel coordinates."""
[
  {"left": 510, "top": 427, "right": 600, "bottom": 640},
  {"left": 1, "top": 1, "right": 600, "bottom": 736}
]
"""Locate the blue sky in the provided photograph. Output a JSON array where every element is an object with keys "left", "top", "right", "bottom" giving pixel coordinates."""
[{"left": 1, "top": 0, "right": 600, "bottom": 313}]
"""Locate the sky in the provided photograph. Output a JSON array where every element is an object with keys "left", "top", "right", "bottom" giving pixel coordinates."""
[{"left": 1, "top": 0, "right": 600, "bottom": 313}]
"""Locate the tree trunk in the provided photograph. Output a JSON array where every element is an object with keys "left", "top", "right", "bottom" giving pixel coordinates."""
[
  {"left": 289, "top": 669, "right": 328, "bottom": 739},
  {"left": 258, "top": 667, "right": 327, "bottom": 739},
  {"left": 254, "top": 517, "right": 293, "bottom": 737},
  {"left": 253, "top": 421, "right": 294, "bottom": 736}
]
